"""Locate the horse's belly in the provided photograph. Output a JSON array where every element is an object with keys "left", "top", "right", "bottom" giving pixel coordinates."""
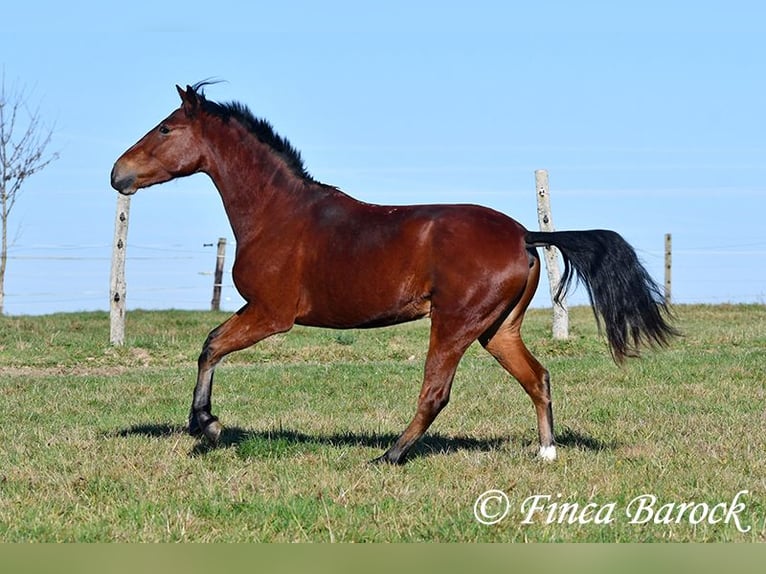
[{"left": 295, "top": 286, "right": 432, "bottom": 329}]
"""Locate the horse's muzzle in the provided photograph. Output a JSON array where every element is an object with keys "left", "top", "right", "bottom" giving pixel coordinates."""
[{"left": 110, "top": 163, "right": 137, "bottom": 195}]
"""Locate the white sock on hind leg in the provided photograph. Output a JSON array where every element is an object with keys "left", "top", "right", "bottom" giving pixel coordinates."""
[{"left": 538, "top": 445, "right": 557, "bottom": 461}]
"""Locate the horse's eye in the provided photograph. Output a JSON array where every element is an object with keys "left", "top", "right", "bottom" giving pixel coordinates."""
[{"left": 159, "top": 124, "right": 170, "bottom": 135}]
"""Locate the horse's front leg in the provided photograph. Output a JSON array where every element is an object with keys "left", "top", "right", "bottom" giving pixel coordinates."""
[
  {"left": 188, "top": 304, "right": 292, "bottom": 444},
  {"left": 187, "top": 337, "right": 223, "bottom": 443}
]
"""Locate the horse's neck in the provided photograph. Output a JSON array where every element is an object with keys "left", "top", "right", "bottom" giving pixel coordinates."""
[{"left": 203, "top": 126, "right": 307, "bottom": 243}]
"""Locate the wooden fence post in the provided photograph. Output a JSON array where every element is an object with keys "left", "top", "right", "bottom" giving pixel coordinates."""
[
  {"left": 211, "top": 237, "right": 227, "bottom": 311},
  {"left": 664, "top": 233, "right": 672, "bottom": 304},
  {"left": 109, "top": 193, "right": 131, "bottom": 346},
  {"left": 535, "top": 169, "right": 569, "bottom": 340}
]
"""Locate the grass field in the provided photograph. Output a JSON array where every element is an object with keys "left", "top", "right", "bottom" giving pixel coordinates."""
[{"left": 0, "top": 304, "right": 763, "bottom": 542}]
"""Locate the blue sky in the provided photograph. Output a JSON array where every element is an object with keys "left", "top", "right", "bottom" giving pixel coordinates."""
[{"left": 2, "top": 0, "right": 764, "bottom": 315}]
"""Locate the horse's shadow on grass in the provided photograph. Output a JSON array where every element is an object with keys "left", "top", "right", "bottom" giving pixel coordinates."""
[{"left": 114, "top": 422, "right": 615, "bottom": 462}]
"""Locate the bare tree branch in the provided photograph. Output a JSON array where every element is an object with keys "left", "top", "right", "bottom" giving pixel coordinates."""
[{"left": 0, "top": 72, "right": 59, "bottom": 313}]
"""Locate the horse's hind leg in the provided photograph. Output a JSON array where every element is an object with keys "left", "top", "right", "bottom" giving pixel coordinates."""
[
  {"left": 481, "top": 321, "right": 556, "bottom": 461},
  {"left": 190, "top": 304, "right": 292, "bottom": 444},
  {"left": 479, "top": 253, "right": 555, "bottom": 460},
  {"left": 374, "top": 316, "right": 473, "bottom": 465}
]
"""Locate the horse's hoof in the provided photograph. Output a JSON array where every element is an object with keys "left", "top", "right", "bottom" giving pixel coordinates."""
[
  {"left": 203, "top": 419, "right": 223, "bottom": 445},
  {"left": 370, "top": 451, "right": 405, "bottom": 465}
]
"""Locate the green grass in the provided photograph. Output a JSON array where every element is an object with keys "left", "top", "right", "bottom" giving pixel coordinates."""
[{"left": 0, "top": 305, "right": 764, "bottom": 542}]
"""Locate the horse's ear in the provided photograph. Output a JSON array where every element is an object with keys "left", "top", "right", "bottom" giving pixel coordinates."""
[{"left": 177, "top": 84, "right": 199, "bottom": 117}]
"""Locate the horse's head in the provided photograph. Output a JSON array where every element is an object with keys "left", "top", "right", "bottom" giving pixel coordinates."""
[{"left": 111, "top": 85, "right": 206, "bottom": 195}]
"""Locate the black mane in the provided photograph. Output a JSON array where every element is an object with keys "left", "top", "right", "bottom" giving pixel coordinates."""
[{"left": 191, "top": 82, "right": 316, "bottom": 183}]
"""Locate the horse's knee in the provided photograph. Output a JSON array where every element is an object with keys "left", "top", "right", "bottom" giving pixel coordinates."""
[
  {"left": 197, "top": 345, "right": 213, "bottom": 369},
  {"left": 198, "top": 328, "right": 221, "bottom": 367}
]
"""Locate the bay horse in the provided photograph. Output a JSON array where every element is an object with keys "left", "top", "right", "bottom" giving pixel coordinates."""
[{"left": 111, "top": 83, "right": 676, "bottom": 464}]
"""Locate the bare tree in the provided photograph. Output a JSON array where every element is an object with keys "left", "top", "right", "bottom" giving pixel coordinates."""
[{"left": 0, "top": 73, "right": 58, "bottom": 314}]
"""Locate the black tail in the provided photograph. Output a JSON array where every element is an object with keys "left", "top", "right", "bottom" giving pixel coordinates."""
[{"left": 526, "top": 229, "right": 679, "bottom": 362}]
